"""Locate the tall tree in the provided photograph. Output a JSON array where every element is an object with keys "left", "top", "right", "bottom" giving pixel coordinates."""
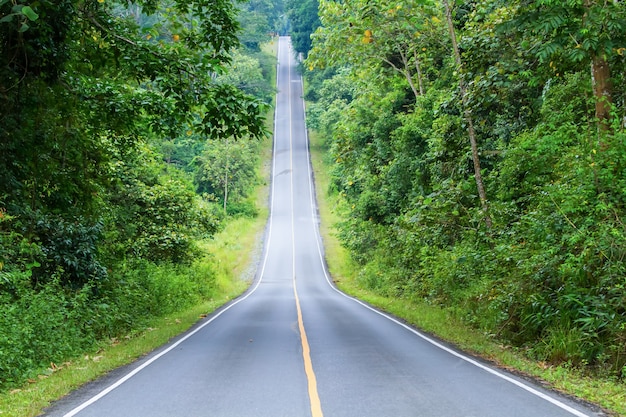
[
  {"left": 195, "top": 138, "right": 259, "bottom": 213},
  {"left": 443, "top": 0, "right": 492, "bottom": 228},
  {"left": 0, "top": 0, "right": 266, "bottom": 212},
  {"left": 238, "top": 0, "right": 284, "bottom": 50}
]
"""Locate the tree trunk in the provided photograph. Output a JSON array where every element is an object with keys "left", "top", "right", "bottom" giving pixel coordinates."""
[
  {"left": 583, "top": 0, "right": 613, "bottom": 133},
  {"left": 223, "top": 168, "right": 228, "bottom": 213},
  {"left": 591, "top": 53, "right": 612, "bottom": 133},
  {"left": 385, "top": 50, "right": 420, "bottom": 101},
  {"left": 414, "top": 53, "right": 425, "bottom": 96},
  {"left": 443, "top": 0, "right": 492, "bottom": 229}
]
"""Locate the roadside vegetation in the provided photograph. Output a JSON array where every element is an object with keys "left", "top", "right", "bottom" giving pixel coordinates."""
[
  {"left": 0, "top": 0, "right": 281, "bottom": 414},
  {"left": 300, "top": 0, "right": 626, "bottom": 415},
  {"left": 310, "top": 128, "right": 626, "bottom": 416}
]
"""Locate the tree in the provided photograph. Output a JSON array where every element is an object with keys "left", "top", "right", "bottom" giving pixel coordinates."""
[
  {"left": 238, "top": 0, "right": 284, "bottom": 50},
  {"left": 442, "top": 0, "right": 492, "bottom": 228},
  {"left": 218, "top": 49, "right": 275, "bottom": 103},
  {"left": 309, "top": 0, "right": 446, "bottom": 101},
  {"left": 195, "top": 138, "right": 259, "bottom": 214},
  {"left": 512, "top": 0, "right": 626, "bottom": 131},
  {"left": 286, "top": 0, "right": 320, "bottom": 56}
]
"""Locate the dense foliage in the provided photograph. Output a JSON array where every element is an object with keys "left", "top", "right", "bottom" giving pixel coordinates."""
[
  {"left": 0, "top": 0, "right": 278, "bottom": 390},
  {"left": 307, "top": 0, "right": 626, "bottom": 378},
  {"left": 285, "top": 0, "right": 320, "bottom": 56}
]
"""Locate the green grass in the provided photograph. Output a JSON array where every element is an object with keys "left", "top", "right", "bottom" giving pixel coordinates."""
[{"left": 308, "top": 128, "right": 626, "bottom": 417}]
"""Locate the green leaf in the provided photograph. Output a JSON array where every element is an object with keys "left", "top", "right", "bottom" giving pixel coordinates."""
[
  {"left": 21, "top": 6, "right": 38, "bottom": 21},
  {"left": 18, "top": 22, "right": 29, "bottom": 32},
  {"left": 0, "top": 14, "right": 14, "bottom": 23}
]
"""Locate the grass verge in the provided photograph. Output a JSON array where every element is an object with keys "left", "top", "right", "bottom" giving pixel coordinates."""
[{"left": 308, "top": 128, "right": 626, "bottom": 417}]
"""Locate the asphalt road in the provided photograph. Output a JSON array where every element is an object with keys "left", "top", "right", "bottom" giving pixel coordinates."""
[{"left": 43, "top": 36, "right": 604, "bottom": 417}]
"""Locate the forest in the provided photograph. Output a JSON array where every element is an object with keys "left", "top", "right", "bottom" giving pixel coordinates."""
[
  {"left": 0, "top": 0, "right": 288, "bottom": 391},
  {"left": 302, "top": 0, "right": 626, "bottom": 380}
]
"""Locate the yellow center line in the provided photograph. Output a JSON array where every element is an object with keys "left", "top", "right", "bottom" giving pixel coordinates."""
[
  {"left": 294, "top": 280, "right": 324, "bottom": 417},
  {"left": 285, "top": 36, "right": 323, "bottom": 417}
]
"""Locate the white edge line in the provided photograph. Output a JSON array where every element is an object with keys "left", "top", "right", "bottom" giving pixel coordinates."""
[
  {"left": 288, "top": 38, "right": 296, "bottom": 281},
  {"left": 298, "top": 70, "right": 592, "bottom": 417},
  {"left": 62, "top": 37, "right": 286, "bottom": 417}
]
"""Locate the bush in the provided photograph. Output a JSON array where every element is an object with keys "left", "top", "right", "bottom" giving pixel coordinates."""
[
  {"left": 105, "top": 151, "right": 222, "bottom": 265},
  {"left": 0, "top": 274, "right": 97, "bottom": 388},
  {"left": 27, "top": 212, "right": 107, "bottom": 288},
  {"left": 0, "top": 254, "right": 219, "bottom": 391}
]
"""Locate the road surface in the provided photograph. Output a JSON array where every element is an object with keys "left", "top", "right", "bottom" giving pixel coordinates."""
[{"left": 44, "top": 36, "right": 603, "bottom": 417}]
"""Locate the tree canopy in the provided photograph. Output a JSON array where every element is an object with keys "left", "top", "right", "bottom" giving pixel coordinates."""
[
  {"left": 1, "top": 0, "right": 267, "bottom": 221},
  {"left": 286, "top": 0, "right": 320, "bottom": 56}
]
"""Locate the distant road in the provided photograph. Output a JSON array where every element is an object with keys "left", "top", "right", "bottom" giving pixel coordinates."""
[{"left": 44, "top": 36, "right": 603, "bottom": 417}]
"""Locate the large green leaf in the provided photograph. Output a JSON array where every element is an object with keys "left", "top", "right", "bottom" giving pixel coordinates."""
[{"left": 21, "top": 5, "right": 38, "bottom": 21}]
